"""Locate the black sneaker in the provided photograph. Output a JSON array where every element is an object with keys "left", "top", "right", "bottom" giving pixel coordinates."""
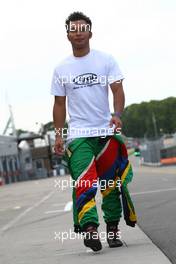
[
  {"left": 106, "top": 223, "right": 123, "bottom": 248},
  {"left": 83, "top": 226, "right": 102, "bottom": 252}
]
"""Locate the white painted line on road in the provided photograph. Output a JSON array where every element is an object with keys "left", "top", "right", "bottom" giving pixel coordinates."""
[
  {"left": 1, "top": 190, "right": 55, "bottom": 233},
  {"left": 13, "top": 206, "right": 21, "bottom": 210},
  {"left": 64, "top": 201, "right": 73, "bottom": 212},
  {"left": 131, "top": 187, "right": 176, "bottom": 196},
  {"left": 45, "top": 209, "right": 65, "bottom": 214},
  {"left": 56, "top": 250, "right": 92, "bottom": 256},
  {"left": 86, "top": 249, "right": 93, "bottom": 253},
  {"left": 52, "top": 203, "right": 67, "bottom": 207},
  {"left": 86, "top": 248, "right": 103, "bottom": 254},
  {"left": 56, "top": 248, "right": 103, "bottom": 256},
  {"left": 45, "top": 201, "right": 73, "bottom": 214}
]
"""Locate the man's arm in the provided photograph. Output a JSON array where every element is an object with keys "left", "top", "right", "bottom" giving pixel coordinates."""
[
  {"left": 53, "top": 96, "right": 66, "bottom": 131},
  {"left": 53, "top": 96, "right": 66, "bottom": 155},
  {"left": 109, "top": 80, "right": 125, "bottom": 131}
]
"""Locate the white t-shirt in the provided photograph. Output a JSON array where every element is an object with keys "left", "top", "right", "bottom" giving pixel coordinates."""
[{"left": 51, "top": 49, "right": 124, "bottom": 141}]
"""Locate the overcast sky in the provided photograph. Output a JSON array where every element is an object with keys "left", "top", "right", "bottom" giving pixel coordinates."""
[{"left": 0, "top": 0, "right": 176, "bottom": 133}]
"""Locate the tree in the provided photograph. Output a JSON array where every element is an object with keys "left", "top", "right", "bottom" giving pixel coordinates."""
[{"left": 121, "top": 97, "right": 176, "bottom": 138}]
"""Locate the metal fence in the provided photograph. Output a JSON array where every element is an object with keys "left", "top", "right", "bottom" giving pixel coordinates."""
[{"left": 140, "top": 138, "right": 164, "bottom": 164}]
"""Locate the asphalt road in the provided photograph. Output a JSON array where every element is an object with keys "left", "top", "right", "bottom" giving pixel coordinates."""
[
  {"left": 129, "top": 156, "right": 176, "bottom": 264},
  {"left": 0, "top": 158, "right": 175, "bottom": 263}
]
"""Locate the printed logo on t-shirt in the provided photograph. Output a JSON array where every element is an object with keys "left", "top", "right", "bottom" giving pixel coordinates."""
[{"left": 73, "top": 73, "right": 100, "bottom": 89}]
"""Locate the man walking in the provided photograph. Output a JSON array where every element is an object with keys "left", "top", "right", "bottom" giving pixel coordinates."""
[{"left": 51, "top": 11, "right": 136, "bottom": 251}]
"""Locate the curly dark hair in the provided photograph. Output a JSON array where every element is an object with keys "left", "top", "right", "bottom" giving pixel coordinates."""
[{"left": 65, "top": 11, "right": 92, "bottom": 33}]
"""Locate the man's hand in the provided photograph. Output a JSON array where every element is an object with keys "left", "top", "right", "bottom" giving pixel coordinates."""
[
  {"left": 54, "top": 136, "right": 65, "bottom": 155},
  {"left": 109, "top": 116, "right": 122, "bottom": 133}
]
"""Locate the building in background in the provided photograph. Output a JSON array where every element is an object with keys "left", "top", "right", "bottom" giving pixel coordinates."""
[
  {"left": 0, "top": 135, "right": 20, "bottom": 185},
  {"left": 0, "top": 106, "right": 67, "bottom": 186},
  {"left": 0, "top": 131, "right": 67, "bottom": 185}
]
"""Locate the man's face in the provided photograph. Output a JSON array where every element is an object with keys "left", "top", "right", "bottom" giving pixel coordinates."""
[{"left": 67, "top": 20, "right": 92, "bottom": 49}]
